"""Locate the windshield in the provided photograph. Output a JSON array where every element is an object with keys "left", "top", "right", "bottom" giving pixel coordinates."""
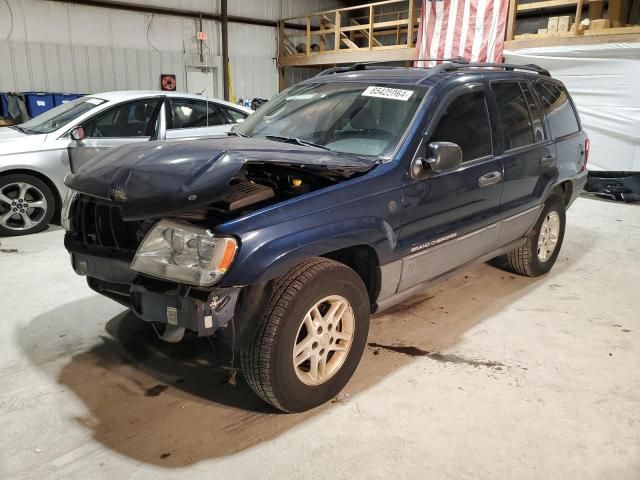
[
  {"left": 236, "top": 82, "right": 427, "bottom": 158},
  {"left": 18, "top": 97, "right": 107, "bottom": 134}
]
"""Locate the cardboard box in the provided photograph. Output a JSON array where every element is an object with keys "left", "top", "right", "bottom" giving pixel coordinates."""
[
  {"left": 557, "top": 16, "right": 571, "bottom": 32},
  {"left": 547, "top": 16, "right": 560, "bottom": 33},
  {"left": 590, "top": 18, "right": 611, "bottom": 29},
  {"left": 537, "top": 28, "right": 548, "bottom": 35},
  {"left": 589, "top": 0, "right": 605, "bottom": 20},
  {"left": 0, "top": 118, "right": 14, "bottom": 126}
]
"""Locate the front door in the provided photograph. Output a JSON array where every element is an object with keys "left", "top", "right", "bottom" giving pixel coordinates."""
[
  {"left": 398, "top": 84, "right": 504, "bottom": 292},
  {"left": 68, "top": 97, "right": 163, "bottom": 173}
]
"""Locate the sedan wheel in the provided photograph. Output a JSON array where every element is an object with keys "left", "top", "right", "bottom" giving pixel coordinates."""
[{"left": 0, "top": 175, "right": 55, "bottom": 236}]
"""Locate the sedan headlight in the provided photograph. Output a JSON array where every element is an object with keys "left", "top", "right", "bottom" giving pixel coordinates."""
[
  {"left": 131, "top": 220, "right": 238, "bottom": 286},
  {"left": 61, "top": 189, "right": 78, "bottom": 231}
]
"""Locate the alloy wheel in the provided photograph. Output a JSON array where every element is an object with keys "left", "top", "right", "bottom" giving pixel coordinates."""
[
  {"left": 0, "top": 182, "right": 48, "bottom": 232},
  {"left": 537, "top": 211, "right": 560, "bottom": 262},
  {"left": 292, "top": 295, "right": 355, "bottom": 386}
]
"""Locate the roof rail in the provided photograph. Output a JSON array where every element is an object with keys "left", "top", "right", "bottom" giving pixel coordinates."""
[
  {"left": 416, "top": 60, "right": 551, "bottom": 77},
  {"left": 315, "top": 59, "right": 550, "bottom": 78}
]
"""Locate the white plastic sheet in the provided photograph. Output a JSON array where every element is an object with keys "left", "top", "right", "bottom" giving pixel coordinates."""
[{"left": 504, "top": 42, "right": 640, "bottom": 171}]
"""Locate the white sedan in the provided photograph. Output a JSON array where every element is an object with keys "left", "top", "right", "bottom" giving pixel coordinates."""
[{"left": 0, "top": 91, "right": 253, "bottom": 236}]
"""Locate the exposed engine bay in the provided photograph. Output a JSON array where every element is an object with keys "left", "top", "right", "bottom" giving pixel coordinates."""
[{"left": 168, "top": 162, "right": 361, "bottom": 225}]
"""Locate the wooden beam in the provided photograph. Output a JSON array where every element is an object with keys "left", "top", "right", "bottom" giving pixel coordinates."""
[
  {"left": 407, "top": 0, "right": 414, "bottom": 47},
  {"left": 322, "top": 14, "right": 359, "bottom": 49},
  {"left": 369, "top": 5, "right": 374, "bottom": 49},
  {"left": 306, "top": 16, "right": 311, "bottom": 55},
  {"left": 506, "top": 0, "right": 517, "bottom": 40},
  {"left": 516, "top": 0, "right": 590, "bottom": 11},
  {"left": 335, "top": 11, "right": 341, "bottom": 52},
  {"left": 575, "top": 0, "right": 585, "bottom": 32},
  {"left": 505, "top": 30, "right": 640, "bottom": 48},
  {"left": 278, "top": 47, "right": 418, "bottom": 67}
]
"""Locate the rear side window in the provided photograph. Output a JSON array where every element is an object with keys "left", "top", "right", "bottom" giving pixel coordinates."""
[
  {"left": 169, "top": 98, "right": 227, "bottom": 129},
  {"left": 533, "top": 82, "right": 580, "bottom": 138},
  {"left": 430, "top": 91, "right": 492, "bottom": 162},
  {"left": 492, "top": 82, "right": 538, "bottom": 150}
]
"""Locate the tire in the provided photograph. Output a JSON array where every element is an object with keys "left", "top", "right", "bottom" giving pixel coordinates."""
[
  {"left": 0, "top": 174, "right": 56, "bottom": 236},
  {"left": 505, "top": 194, "right": 566, "bottom": 277},
  {"left": 240, "top": 257, "right": 370, "bottom": 412}
]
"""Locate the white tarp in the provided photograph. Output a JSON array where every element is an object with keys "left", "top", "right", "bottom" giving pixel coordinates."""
[{"left": 504, "top": 42, "right": 640, "bottom": 171}]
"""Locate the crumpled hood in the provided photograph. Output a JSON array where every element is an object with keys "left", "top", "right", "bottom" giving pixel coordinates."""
[{"left": 65, "top": 136, "right": 375, "bottom": 220}]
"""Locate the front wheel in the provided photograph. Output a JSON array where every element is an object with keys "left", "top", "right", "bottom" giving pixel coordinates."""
[
  {"left": 240, "top": 257, "right": 370, "bottom": 412},
  {"left": 0, "top": 174, "right": 56, "bottom": 236},
  {"left": 505, "top": 194, "right": 566, "bottom": 277}
]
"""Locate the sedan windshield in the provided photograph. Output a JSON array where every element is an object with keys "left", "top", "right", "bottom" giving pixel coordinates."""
[
  {"left": 18, "top": 97, "right": 106, "bottom": 134},
  {"left": 236, "top": 82, "right": 426, "bottom": 158}
]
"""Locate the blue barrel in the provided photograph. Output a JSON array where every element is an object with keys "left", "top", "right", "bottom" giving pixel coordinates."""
[
  {"left": 53, "top": 93, "right": 82, "bottom": 106},
  {"left": 0, "top": 94, "right": 8, "bottom": 118},
  {"left": 24, "top": 92, "right": 55, "bottom": 117}
]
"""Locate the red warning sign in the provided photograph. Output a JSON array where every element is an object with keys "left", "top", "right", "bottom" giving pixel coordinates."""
[{"left": 160, "top": 74, "right": 177, "bottom": 91}]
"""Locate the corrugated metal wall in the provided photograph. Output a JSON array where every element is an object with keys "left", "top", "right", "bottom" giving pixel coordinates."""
[{"left": 0, "top": 0, "right": 340, "bottom": 99}]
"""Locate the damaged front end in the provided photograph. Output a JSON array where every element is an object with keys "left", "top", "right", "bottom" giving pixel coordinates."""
[{"left": 63, "top": 136, "right": 375, "bottom": 341}]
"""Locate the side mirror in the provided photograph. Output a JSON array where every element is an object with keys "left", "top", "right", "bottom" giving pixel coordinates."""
[
  {"left": 70, "top": 127, "right": 85, "bottom": 142},
  {"left": 412, "top": 141, "right": 462, "bottom": 178}
]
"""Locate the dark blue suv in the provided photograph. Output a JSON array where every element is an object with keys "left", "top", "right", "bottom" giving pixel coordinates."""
[{"left": 63, "top": 62, "right": 589, "bottom": 412}]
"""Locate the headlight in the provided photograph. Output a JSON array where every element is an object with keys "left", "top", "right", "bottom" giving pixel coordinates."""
[
  {"left": 130, "top": 220, "right": 238, "bottom": 286},
  {"left": 61, "top": 189, "right": 78, "bottom": 231}
]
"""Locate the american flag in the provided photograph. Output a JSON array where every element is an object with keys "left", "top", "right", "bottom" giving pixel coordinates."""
[{"left": 415, "top": 0, "right": 510, "bottom": 67}]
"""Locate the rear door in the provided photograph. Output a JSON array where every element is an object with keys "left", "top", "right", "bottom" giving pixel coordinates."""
[
  {"left": 532, "top": 80, "right": 586, "bottom": 180},
  {"left": 68, "top": 97, "right": 163, "bottom": 173},
  {"left": 165, "top": 97, "right": 235, "bottom": 139},
  {"left": 489, "top": 79, "right": 555, "bottom": 244},
  {"left": 398, "top": 83, "right": 504, "bottom": 291}
]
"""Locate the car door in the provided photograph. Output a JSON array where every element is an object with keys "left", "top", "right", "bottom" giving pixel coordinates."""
[
  {"left": 68, "top": 97, "right": 163, "bottom": 173},
  {"left": 397, "top": 83, "right": 504, "bottom": 292},
  {"left": 531, "top": 80, "right": 585, "bottom": 181},
  {"left": 489, "top": 80, "right": 556, "bottom": 244},
  {"left": 165, "top": 98, "right": 236, "bottom": 139}
]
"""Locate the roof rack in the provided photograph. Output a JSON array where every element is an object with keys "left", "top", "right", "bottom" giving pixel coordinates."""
[{"left": 315, "top": 59, "right": 551, "bottom": 78}]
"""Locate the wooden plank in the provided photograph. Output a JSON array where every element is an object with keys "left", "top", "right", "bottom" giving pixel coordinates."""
[
  {"left": 335, "top": 11, "right": 341, "bottom": 52},
  {"left": 407, "top": 0, "right": 415, "bottom": 47},
  {"left": 369, "top": 5, "right": 374, "bottom": 49},
  {"left": 516, "top": 0, "right": 589, "bottom": 12},
  {"left": 506, "top": 0, "right": 517, "bottom": 40},
  {"left": 322, "top": 14, "right": 359, "bottom": 49},
  {"left": 278, "top": 46, "right": 418, "bottom": 67},
  {"left": 584, "top": 25, "right": 640, "bottom": 34},
  {"left": 505, "top": 30, "right": 640, "bottom": 48},
  {"left": 280, "top": 0, "right": 406, "bottom": 22},
  {"left": 306, "top": 16, "right": 311, "bottom": 55},
  {"left": 574, "top": 0, "right": 585, "bottom": 32}
]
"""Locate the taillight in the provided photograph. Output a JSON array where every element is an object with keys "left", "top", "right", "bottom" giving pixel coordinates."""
[{"left": 582, "top": 138, "right": 590, "bottom": 172}]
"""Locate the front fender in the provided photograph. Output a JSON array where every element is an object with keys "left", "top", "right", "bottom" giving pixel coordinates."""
[{"left": 219, "top": 215, "right": 396, "bottom": 286}]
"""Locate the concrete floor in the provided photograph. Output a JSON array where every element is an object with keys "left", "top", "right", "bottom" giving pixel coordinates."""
[{"left": 0, "top": 196, "right": 638, "bottom": 480}]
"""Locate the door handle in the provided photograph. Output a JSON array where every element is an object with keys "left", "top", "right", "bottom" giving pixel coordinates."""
[
  {"left": 478, "top": 171, "right": 502, "bottom": 188},
  {"left": 541, "top": 153, "right": 556, "bottom": 167}
]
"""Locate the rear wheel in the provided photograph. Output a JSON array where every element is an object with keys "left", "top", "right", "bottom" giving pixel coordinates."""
[
  {"left": 505, "top": 194, "right": 566, "bottom": 277},
  {"left": 0, "top": 174, "right": 56, "bottom": 236},
  {"left": 240, "top": 257, "right": 370, "bottom": 412}
]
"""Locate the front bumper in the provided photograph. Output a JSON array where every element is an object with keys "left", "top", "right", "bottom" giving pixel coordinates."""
[{"left": 71, "top": 252, "right": 240, "bottom": 337}]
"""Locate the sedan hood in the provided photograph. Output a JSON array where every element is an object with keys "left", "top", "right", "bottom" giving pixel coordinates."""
[
  {"left": 65, "top": 136, "right": 375, "bottom": 220},
  {"left": 0, "top": 127, "right": 49, "bottom": 156}
]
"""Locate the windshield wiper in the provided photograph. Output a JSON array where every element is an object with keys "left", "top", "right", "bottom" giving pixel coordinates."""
[
  {"left": 265, "top": 135, "right": 330, "bottom": 151},
  {"left": 10, "top": 125, "right": 28, "bottom": 134}
]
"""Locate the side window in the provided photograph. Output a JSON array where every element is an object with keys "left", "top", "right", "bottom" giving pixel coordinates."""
[
  {"left": 492, "top": 82, "right": 537, "bottom": 150},
  {"left": 533, "top": 81, "right": 580, "bottom": 139},
  {"left": 430, "top": 90, "right": 492, "bottom": 162},
  {"left": 221, "top": 106, "right": 248, "bottom": 123},
  {"left": 520, "top": 82, "right": 545, "bottom": 142},
  {"left": 169, "top": 99, "right": 227, "bottom": 129},
  {"left": 84, "top": 98, "right": 159, "bottom": 138}
]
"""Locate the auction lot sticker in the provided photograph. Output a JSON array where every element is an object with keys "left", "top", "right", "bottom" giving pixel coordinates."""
[{"left": 361, "top": 86, "right": 414, "bottom": 101}]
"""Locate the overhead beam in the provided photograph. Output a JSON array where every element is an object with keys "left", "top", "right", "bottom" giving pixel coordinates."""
[{"left": 46, "top": 0, "right": 292, "bottom": 29}]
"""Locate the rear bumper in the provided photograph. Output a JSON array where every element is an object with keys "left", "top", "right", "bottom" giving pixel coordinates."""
[
  {"left": 568, "top": 170, "right": 588, "bottom": 207},
  {"left": 71, "top": 252, "right": 240, "bottom": 336}
]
